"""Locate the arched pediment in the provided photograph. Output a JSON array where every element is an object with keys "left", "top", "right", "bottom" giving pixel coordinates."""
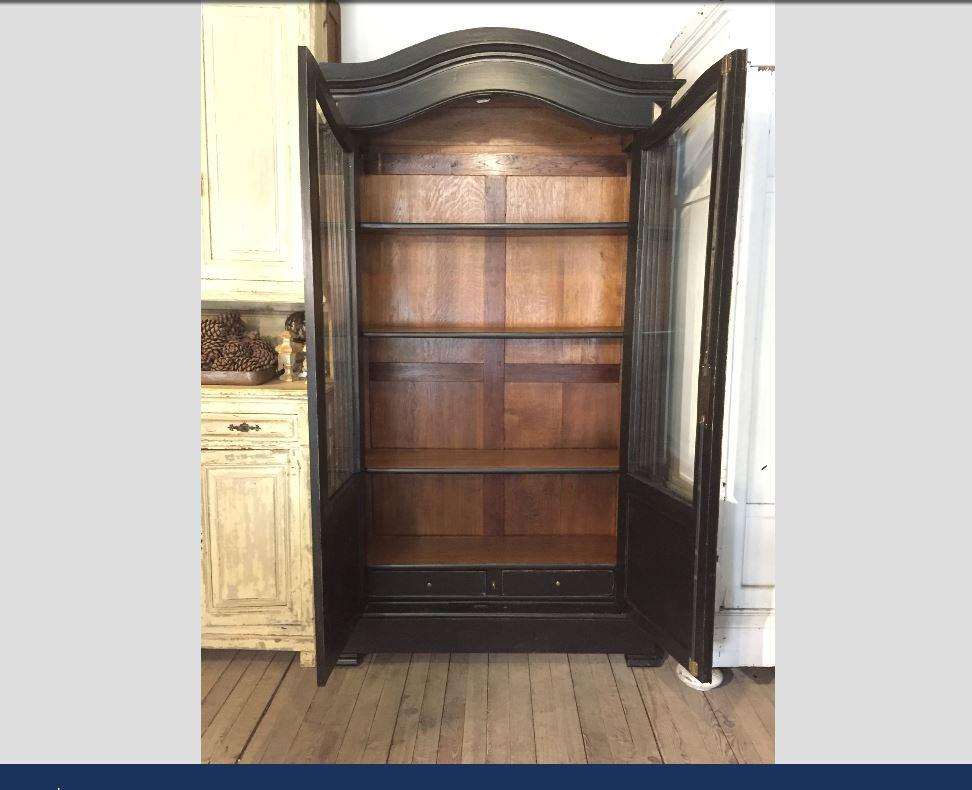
[{"left": 319, "top": 28, "right": 684, "bottom": 131}]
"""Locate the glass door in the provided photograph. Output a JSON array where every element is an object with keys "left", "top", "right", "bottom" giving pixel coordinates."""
[
  {"left": 620, "top": 50, "right": 748, "bottom": 683},
  {"left": 298, "top": 46, "right": 364, "bottom": 686}
]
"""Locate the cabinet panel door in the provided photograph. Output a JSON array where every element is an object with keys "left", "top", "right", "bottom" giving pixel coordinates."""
[
  {"left": 620, "top": 51, "right": 747, "bottom": 683},
  {"left": 298, "top": 47, "right": 365, "bottom": 686},
  {"left": 201, "top": 448, "right": 306, "bottom": 627},
  {"left": 201, "top": 5, "right": 300, "bottom": 283}
]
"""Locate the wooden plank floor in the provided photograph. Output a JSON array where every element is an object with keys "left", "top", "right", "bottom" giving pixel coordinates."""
[{"left": 201, "top": 650, "right": 774, "bottom": 764}]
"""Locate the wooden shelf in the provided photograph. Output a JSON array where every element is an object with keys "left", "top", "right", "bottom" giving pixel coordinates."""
[
  {"left": 366, "top": 448, "right": 619, "bottom": 473},
  {"left": 368, "top": 535, "right": 617, "bottom": 567},
  {"left": 359, "top": 222, "right": 629, "bottom": 234},
  {"left": 362, "top": 325, "right": 623, "bottom": 339}
]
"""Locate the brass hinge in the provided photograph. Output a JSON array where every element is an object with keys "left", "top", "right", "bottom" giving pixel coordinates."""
[{"left": 688, "top": 658, "right": 699, "bottom": 677}]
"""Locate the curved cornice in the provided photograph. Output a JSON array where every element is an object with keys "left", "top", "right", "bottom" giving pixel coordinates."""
[{"left": 319, "top": 28, "right": 684, "bottom": 131}]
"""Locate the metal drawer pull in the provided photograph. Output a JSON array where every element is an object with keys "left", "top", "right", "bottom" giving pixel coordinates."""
[
  {"left": 554, "top": 580, "right": 561, "bottom": 587},
  {"left": 228, "top": 422, "right": 261, "bottom": 432},
  {"left": 426, "top": 581, "right": 432, "bottom": 589}
]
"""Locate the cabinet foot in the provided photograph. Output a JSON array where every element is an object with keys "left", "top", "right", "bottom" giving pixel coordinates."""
[
  {"left": 625, "top": 648, "right": 666, "bottom": 668},
  {"left": 337, "top": 652, "right": 364, "bottom": 667},
  {"left": 299, "top": 651, "right": 316, "bottom": 668}
]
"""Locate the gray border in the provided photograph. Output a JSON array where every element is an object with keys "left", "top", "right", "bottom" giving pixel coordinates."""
[{"left": 0, "top": 3, "right": 199, "bottom": 762}]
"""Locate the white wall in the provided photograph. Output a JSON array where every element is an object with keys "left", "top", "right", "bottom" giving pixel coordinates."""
[{"left": 340, "top": 1, "right": 700, "bottom": 64}]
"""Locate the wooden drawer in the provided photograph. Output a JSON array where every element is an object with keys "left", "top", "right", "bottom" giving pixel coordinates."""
[
  {"left": 369, "top": 569, "right": 486, "bottom": 598},
  {"left": 201, "top": 412, "right": 299, "bottom": 442},
  {"left": 501, "top": 569, "right": 615, "bottom": 597}
]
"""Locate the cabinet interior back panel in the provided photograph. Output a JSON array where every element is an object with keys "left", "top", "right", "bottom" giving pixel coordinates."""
[
  {"left": 360, "top": 101, "right": 629, "bottom": 557},
  {"left": 369, "top": 473, "right": 617, "bottom": 538},
  {"left": 365, "top": 338, "right": 620, "bottom": 452},
  {"left": 360, "top": 234, "right": 487, "bottom": 327},
  {"left": 360, "top": 175, "right": 487, "bottom": 222},
  {"left": 505, "top": 234, "right": 626, "bottom": 328},
  {"left": 364, "top": 98, "right": 631, "bottom": 154}
]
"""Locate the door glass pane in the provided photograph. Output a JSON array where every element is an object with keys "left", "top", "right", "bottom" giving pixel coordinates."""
[
  {"left": 316, "top": 105, "right": 357, "bottom": 496},
  {"left": 628, "top": 96, "right": 716, "bottom": 501}
]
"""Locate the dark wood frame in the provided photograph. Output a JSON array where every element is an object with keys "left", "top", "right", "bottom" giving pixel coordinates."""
[
  {"left": 319, "top": 27, "right": 683, "bottom": 131},
  {"left": 298, "top": 34, "right": 749, "bottom": 686},
  {"left": 299, "top": 47, "right": 366, "bottom": 685},
  {"left": 618, "top": 50, "right": 748, "bottom": 682}
]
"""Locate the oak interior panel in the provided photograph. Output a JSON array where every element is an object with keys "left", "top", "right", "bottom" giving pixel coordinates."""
[
  {"left": 505, "top": 235, "right": 626, "bottom": 329},
  {"left": 360, "top": 174, "right": 486, "bottom": 222},
  {"left": 368, "top": 535, "right": 617, "bottom": 567},
  {"left": 505, "top": 338, "right": 622, "bottom": 363},
  {"left": 505, "top": 176, "right": 629, "bottom": 222},
  {"left": 364, "top": 98, "right": 633, "bottom": 155},
  {"left": 369, "top": 381, "right": 484, "bottom": 449},
  {"left": 371, "top": 474, "right": 484, "bottom": 536},
  {"left": 361, "top": 102, "right": 628, "bottom": 568},
  {"left": 367, "top": 469, "right": 618, "bottom": 565},
  {"left": 368, "top": 337, "right": 489, "bottom": 363},
  {"left": 365, "top": 448, "right": 619, "bottom": 472},
  {"left": 503, "top": 474, "right": 618, "bottom": 536},
  {"left": 360, "top": 234, "right": 486, "bottom": 327}
]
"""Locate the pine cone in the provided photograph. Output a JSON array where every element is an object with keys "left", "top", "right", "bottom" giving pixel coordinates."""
[
  {"left": 201, "top": 312, "right": 276, "bottom": 372},
  {"left": 201, "top": 311, "right": 246, "bottom": 342},
  {"left": 220, "top": 310, "right": 246, "bottom": 337},
  {"left": 201, "top": 336, "right": 222, "bottom": 367},
  {"left": 201, "top": 317, "right": 229, "bottom": 342}
]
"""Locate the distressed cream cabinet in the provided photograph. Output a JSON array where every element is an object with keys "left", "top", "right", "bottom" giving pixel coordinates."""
[
  {"left": 201, "top": 381, "right": 316, "bottom": 666},
  {"left": 200, "top": 2, "right": 339, "bottom": 303}
]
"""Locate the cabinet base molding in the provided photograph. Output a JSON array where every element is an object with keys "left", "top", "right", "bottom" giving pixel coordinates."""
[
  {"left": 201, "top": 633, "right": 314, "bottom": 654},
  {"left": 299, "top": 651, "right": 317, "bottom": 668},
  {"left": 346, "top": 613, "right": 655, "bottom": 654}
]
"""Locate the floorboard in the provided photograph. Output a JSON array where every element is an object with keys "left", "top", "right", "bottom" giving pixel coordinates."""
[
  {"left": 201, "top": 649, "right": 773, "bottom": 765},
  {"left": 387, "top": 653, "right": 431, "bottom": 763},
  {"left": 436, "top": 654, "right": 468, "bottom": 763},
  {"left": 704, "top": 668, "right": 775, "bottom": 764},
  {"left": 632, "top": 657, "right": 739, "bottom": 764},
  {"left": 608, "top": 653, "right": 663, "bottom": 763},
  {"left": 201, "top": 650, "right": 236, "bottom": 701},
  {"left": 239, "top": 658, "right": 318, "bottom": 763},
  {"left": 411, "top": 653, "right": 449, "bottom": 764}
]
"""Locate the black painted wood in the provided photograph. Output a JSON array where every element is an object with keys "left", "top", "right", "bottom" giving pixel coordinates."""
[
  {"left": 369, "top": 569, "right": 487, "bottom": 597},
  {"left": 625, "top": 648, "right": 666, "bottom": 668},
  {"left": 298, "top": 47, "right": 366, "bottom": 687},
  {"left": 620, "top": 50, "right": 749, "bottom": 684},
  {"left": 317, "top": 27, "right": 683, "bottom": 131},
  {"left": 361, "top": 329, "right": 623, "bottom": 339},
  {"left": 501, "top": 569, "right": 615, "bottom": 598},
  {"left": 298, "top": 31, "right": 748, "bottom": 686},
  {"left": 366, "top": 466, "right": 619, "bottom": 475},
  {"left": 345, "top": 612, "right": 660, "bottom": 654},
  {"left": 358, "top": 222, "right": 629, "bottom": 234}
]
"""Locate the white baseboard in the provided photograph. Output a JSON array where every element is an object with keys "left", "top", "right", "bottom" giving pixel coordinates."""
[{"left": 713, "top": 609, "right": 775, "bottom": 667}]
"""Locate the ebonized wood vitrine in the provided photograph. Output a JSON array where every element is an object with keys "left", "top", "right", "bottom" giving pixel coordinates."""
[{"left": 297, "top": 28, "right": 747, "bottom": 686}]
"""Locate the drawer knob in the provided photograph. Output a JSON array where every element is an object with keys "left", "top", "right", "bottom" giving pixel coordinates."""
[
  {"left": 228, "top": 422, "right": 261, "bottom": 433},
  {"left": 426, "top": 581, "right": 432, "bottom": 589},
  {"left": 554, "top": 580, "right": 561, "bottom": 587}
]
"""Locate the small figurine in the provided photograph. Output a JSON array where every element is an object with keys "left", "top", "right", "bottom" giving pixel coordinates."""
[{"left": 276, "top": 330, "right": 297, "bottom": 382}]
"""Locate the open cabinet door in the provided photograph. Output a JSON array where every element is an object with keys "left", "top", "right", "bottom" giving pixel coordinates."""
[
  {"left": 620, "top": 50, "right": 747, "bottom": 683},
  {"left": 298, "top": 47, "right": 365, "bottom": 686}
]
